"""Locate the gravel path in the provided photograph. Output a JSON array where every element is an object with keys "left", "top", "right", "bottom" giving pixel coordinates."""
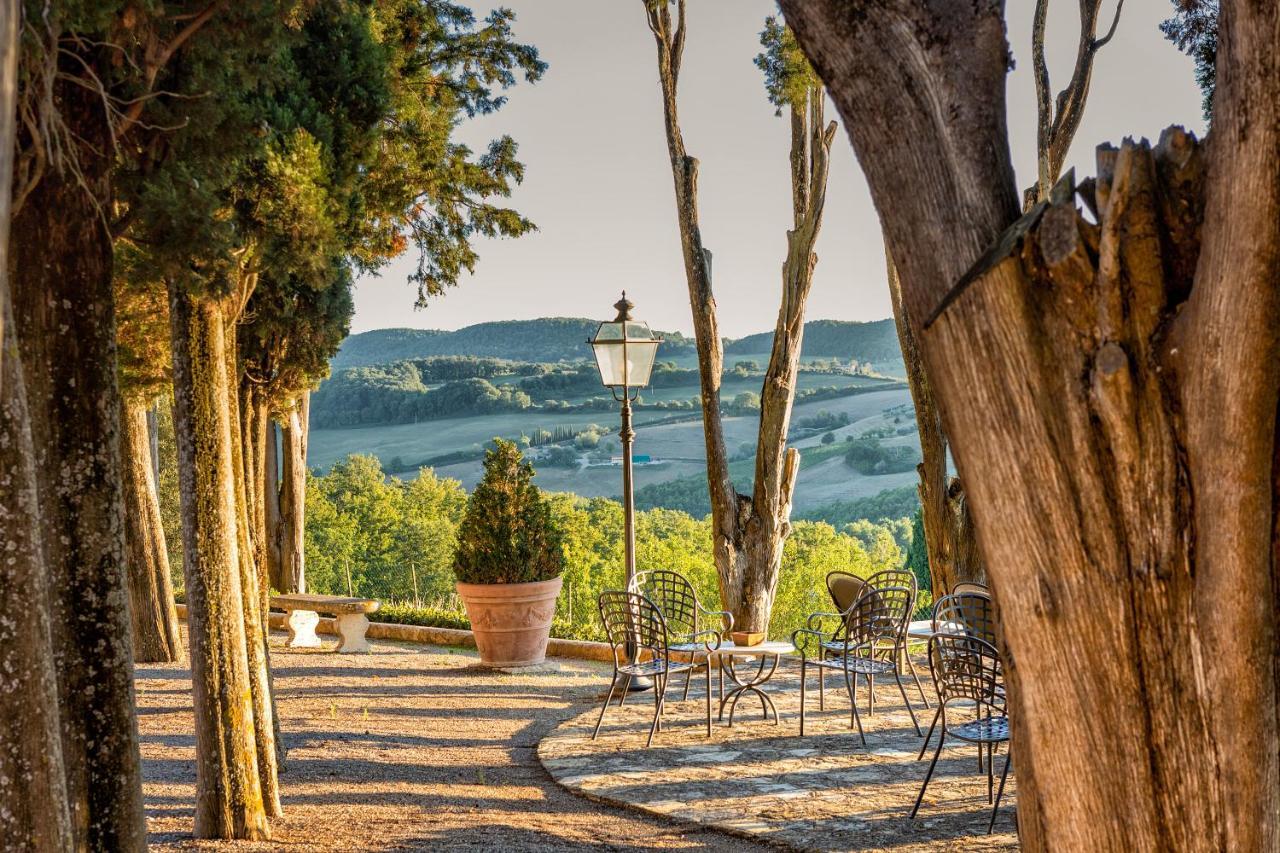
[{"left": 137, "top": 634, "right": 774, "bottom": 851}]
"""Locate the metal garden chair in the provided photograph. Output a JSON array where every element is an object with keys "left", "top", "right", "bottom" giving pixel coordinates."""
[
  {"left": 631, "top": 569, "right": 732, "bottom": 702},
  {"left": 910, "top": 633, "right": 1011, "bottom": 834},
  {"left": 794, "top": 583, "right": 922, "bottom": 742},
  {"left": 917, "top": 591, "right": 999, "bottom": 760},
  {"left": 592, "top": 590, "right": 720, "bottom": 747}
]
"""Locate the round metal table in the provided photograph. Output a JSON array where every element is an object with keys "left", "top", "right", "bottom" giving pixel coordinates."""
[{"left": 708, "top": 640, "right": 795, "bottom": 727}]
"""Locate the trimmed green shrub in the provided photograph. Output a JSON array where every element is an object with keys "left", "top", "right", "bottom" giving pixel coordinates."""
[{"left": 453, "top": 439, "right": 564, "bottom": 584}]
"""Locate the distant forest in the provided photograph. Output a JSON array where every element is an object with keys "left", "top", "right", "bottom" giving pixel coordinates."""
[
  {"left": 313, "top": 318, "right": 904, "bottom": 429},
  {"left": 724, "top": 318, "right": 901, "bottom": 361},
  {"left": 333, "top": 317, "right": 900, "bottom": 369}
]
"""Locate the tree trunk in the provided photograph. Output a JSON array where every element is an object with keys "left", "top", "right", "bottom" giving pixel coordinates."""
[
  {"left": 643, "top": 2, "right": 832, "bottom": 632},
  {"left": 168, "top": 284, "right": 269, "bottom": 841},
  {"left": 0, "top": 7, "right": 71, "bottom": 845},
  {"left": 224, "top": 328, "right": 282, "bottom": 818},
  {"left": 121, "top": 398, "right": 183, "bottom": 663},
  {"left": 279, "top": 393, "right": 308, "bottom": 594},
  {"left": 243, "top": 381, "right": 270, "bottom": 613},
  {"left": 0, "top": 295, "right": 74, "bottom": 851},
  {"left": 885, "top": 248, "right": 983, "bottom": 595},
  {"left": 9, "top": 68, "right": 145, "bottom": 851},
  {"left": 780, "top": 1, "right": 1280, "bottom": 848},
  {"left": 264, "top": 417, "right": 284, "bottom": 592}
]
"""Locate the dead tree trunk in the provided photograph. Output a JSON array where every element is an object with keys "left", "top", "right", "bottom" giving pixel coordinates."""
[
  {"left": 168, "top": 284, "right": 269, "bottom": 840},
  {"left": 781, "top": 0, "right": 1280, "bottom": 848},
  {"left": 1030, "top": 0, "right": 1125, "bottom": 204},
  {"left": 121, "top": 398, "right": 183, "bottom": 663},
  {"left": 9, "top": 72, "right": 145, "bottom": 851},
  {"left": 643, "top": 1, "right": 833, "bottom": 632},
  {"left": 279, "top": 393, "right": 308, "bottom": 594},
  {"left": 885, "top": 250, "right": 983, "bottom": 594}
]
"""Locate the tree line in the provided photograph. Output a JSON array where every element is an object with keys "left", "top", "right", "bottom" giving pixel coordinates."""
[
  {"left": 310, "top": 353, "right": 900, "bottom": 429},
  {"left": 0, "top": 0, "right": 542, "bottom": 844},
  {"left": 302, "top": 455, "right": 922, "bottom": 643}
]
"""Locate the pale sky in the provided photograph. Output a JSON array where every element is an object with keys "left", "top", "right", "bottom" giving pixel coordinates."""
[{"left": 351, "top": 0, "right": 1206, "bottom": 339}]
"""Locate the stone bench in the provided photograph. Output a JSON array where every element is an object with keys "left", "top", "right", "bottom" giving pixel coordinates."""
[{"left": 271, "top": 594, "right": 380, "bottom": 653}]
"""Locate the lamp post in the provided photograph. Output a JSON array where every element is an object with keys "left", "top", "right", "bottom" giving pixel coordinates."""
[{"left": 590, "top": 292, "right": 661, "bottom": 687}]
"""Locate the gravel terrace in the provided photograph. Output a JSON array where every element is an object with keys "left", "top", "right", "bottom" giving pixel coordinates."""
[
  {"left": 136, "top": 633, "right": 772, "bottom": 851},
  {"left": 137, "top": 633, "right": 1017, "bottom": 851}
]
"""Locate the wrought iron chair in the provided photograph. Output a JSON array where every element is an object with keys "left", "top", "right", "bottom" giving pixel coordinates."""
[
  {"left": 794, "top": 583, "right": 922, "bottom": 742},
  {"left": 592, "top": 590, "right": 720, "bottom": 747},
  {"left": 631, "top": 569, "right": 732, "bottom": 702},
  {"left": 910, "top": 633, "right": 1011, "bottom": 834},
  {"left": 918, "top": 591, "right": 998, "bottom": 760}
]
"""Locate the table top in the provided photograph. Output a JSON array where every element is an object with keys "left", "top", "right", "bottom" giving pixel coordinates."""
[
  {"left": 708, "top": 640, "right": 794, "bottom": 657},
  {"left": 906, "top": 619, "right": 967, "bottom": 638}
]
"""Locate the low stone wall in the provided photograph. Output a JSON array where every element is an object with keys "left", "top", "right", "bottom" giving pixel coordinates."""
[{"left": 174, "top": 603, "right": 614, "bottom": 663}]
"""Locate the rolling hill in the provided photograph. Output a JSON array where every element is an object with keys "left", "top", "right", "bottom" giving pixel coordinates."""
[
  {"left": 724, "top": 318, "right": 901, "bottom": 361},
  {"left": 333, "top": 318, "right": 697, "bottom": 368},
  {"left": 334, "top": 317, "right": 902, "bottom": 370}
]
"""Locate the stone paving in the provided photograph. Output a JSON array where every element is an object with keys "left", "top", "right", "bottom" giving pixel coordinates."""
[{"left": 539, "top": 656, "right": 1018, "bottom": 852}]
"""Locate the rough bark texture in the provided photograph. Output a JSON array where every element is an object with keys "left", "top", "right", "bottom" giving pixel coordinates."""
[
  {"left": 264, "top": 417, "right": 284, "bottom": 592},
  {"left": 224, "top": 322, "right": 282, "bottom": 818},
  {"left": 644, "top": 0, "right": 832, "bottom": 632},
  {"left": 121, "top": 398, "right": 183, "bottom": 663},
  {"left": 0, "top": 299, "right": 74, "bottom": 852},
  {"left": 279, "top": 393, "right": 308, "bottom": 594},
  {"left": 244, "top": 381, "right": 270, "bottom": 613},
  {"left": 885, "top": 250, "right": 983, "bottom": 594},
  {"left": 168, "top": 284, "right": 269, "bottom": 840},
  {"left": 781, "top": 0, "right": 1280, "bottom": 848},
  {"left": 9, "top": 69, "right": 146, "bottom": 851},
  {"left": 0, "top": 9, "right": 73, "bottom": 846}
]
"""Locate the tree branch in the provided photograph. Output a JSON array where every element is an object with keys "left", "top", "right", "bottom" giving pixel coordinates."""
[{"left": 117, "top": 1, "right": 225, "bottom": 135}]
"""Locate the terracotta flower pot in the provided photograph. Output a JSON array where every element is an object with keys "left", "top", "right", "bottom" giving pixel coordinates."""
[{"left": 455, "top": 576, "right": 563, "bottom": 667}]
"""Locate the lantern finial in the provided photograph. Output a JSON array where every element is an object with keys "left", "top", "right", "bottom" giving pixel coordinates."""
[{"left": 613, "top": 291, "right": 634, "bottom": 322}]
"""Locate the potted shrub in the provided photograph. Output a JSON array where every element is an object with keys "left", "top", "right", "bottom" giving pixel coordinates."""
[{"left": 453, "top": 439, "right": 565, "bottom": 667}]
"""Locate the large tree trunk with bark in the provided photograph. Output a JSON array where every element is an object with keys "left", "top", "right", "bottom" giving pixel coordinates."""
[
  {"left": 168, "top": 284, "right": 269, "bottom": 841},
  {"left": 0, "top": 7, "right": 74, "bottom": 846},
  {"left": 781, "top": 0, "right": 1280, "bottom": 848},
  {"left": 121, "top": 398, "right": 183, "bottom": 663},
  {"left": 279, "top": 393, "right": 308, "bottom": 594},
  {"left": 885, "top": 251, "right": 983, "bottom": 595},
  {"left": 643, "top": 2, "right": 832, "bottom": 632},
  {"left": 9, "top": 70, "right": 145, "bottom": 851}
]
